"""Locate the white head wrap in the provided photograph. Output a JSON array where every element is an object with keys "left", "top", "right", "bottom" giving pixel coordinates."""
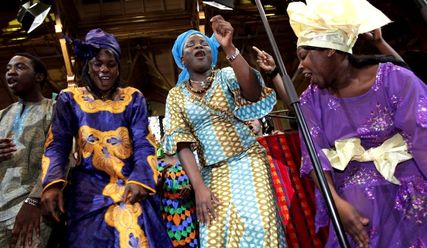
[{"left": 287, "top": 0, "right": 391, "bottom": 53}]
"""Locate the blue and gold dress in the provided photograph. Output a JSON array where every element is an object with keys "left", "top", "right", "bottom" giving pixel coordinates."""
[
  {"left": 41, "top": 87, "right": 171, "bottom": 248},
  {"left": 164, "top": 68, "right": 287, "bottom": 247}
]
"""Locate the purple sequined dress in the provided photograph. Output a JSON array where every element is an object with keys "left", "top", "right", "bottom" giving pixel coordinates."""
[{"left": 300, "top": 63, "right": 427, "bottom": 248}]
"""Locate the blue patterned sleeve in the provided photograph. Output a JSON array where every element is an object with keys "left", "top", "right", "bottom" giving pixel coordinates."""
[
  {"left": 127, "top": 91, "right": 158, "bottom": 193},
  {"left": 42, "top": 91, "right": 76, "bottom": 192},
  {"left": 220, "top": 67, "right": 277, "bottom": 121},
  {"left": 163, "top": 87, "right": 197, "bottom": 155}
]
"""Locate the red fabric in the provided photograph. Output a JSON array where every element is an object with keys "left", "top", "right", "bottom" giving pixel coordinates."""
[{"left": 258, "top": 132, "right": 327, "bottom": 248}]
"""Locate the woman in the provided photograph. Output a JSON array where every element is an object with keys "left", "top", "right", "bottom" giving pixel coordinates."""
[
  {"left": 40, "top": 28, "right": 171, "bottom": 247},
  {"left": 163, "top": 15, "right": 286, "bottom": 247},
  {"left": 285, "top": 0, "right": 427, "bottom": 247},
  {"left": 157, "top": 151, "right": 199, "bottom": 248}
]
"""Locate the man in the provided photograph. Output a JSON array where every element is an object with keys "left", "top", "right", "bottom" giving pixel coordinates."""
[{"left": 0, "top": 53, "right": 53, "bottom": 247}]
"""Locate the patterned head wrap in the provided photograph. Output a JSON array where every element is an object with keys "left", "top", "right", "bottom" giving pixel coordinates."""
[
  {"left": 287, "top": 0, "right": 391, "bottom": 53},
  {"left": 171, "top": 29, "right": 220, "bottom": 85},
  {"left": 70, "top": 28, "right": 121, "bottom": 61}
]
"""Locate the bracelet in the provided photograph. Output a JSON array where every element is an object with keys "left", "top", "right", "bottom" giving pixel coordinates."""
[
  {"left": 24, "top": 197, "right": 40, "bottom": 207},
  {"left": 267, "top": 67, "right": 280, "bottom": 78},
  {"left": 226, "top": 48, "right": 240, "bottom": 63}
]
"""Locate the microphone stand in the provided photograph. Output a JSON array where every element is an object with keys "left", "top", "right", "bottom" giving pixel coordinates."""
[{"left": 253, "top": 0, "right": 350, "bottom": 247}]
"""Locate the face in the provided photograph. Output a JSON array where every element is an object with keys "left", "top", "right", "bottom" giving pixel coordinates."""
[
  {"left": 5, "top": 55, "right": 41, "bottom": 97},
  {"left": 297, "top": 47, "right": 334, "bottom": 89},
  {"left": 248, "top": 119, "right": 262, "bottom": 136},
  {"left": 88, "top": 49, "right": 119, "bottom": 93},
  {"left": 182, "top": 34, "right": 212, "bottom": 73}
]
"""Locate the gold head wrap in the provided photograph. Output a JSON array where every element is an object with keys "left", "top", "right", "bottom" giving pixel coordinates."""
[{"left": 287, "top": 0, "right": 391, "bottom": 53}]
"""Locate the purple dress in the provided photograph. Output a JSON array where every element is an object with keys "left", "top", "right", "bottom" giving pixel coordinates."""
[{"left": 300, "top": 63, "right": 427, "bottom": 247}]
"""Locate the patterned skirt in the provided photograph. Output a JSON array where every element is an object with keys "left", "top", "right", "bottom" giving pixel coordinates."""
[
  {"left": 199, "top": 144, "right": 287, "bottom": 247},
  {"left": 158, "top": 160, "right": 199, "bottom": 247}
]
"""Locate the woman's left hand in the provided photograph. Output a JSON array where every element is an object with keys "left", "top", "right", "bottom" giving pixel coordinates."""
[
  {"left": 122, "top": 183, "right": 149, "bottom": 204},
  {"left": 252, "top": 46, "right": 276, "bottom": 72},
  {"left": 211, "top": 15, "right": 234, "bottom": 53}
]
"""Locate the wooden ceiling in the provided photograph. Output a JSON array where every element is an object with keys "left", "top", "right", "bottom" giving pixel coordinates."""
[{"left": 1, "top": 0, "right": 426, "bottom": 114}]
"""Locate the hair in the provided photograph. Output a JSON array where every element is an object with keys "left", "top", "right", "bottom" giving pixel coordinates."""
[
  {"left": 81, "top": 48, "right": 121, "bottom": 99},
  {"left": 15, "top": 52, "right": 49, "bottom": 87},
  {"left": 300, "top": 46, "right": 409, "bottom": 69}
]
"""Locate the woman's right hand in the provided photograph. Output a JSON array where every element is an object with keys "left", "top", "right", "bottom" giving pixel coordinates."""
[
  {"left": 252, "top": 46, "right": 276, "bottom": 73},
  {"left": 41, "top": 186, "right": 65, "bottom": 223},
  {"left": 194, "top": 184, "right": 219, "bottom": 225},
  {"left": 336, "top": 198, "right": 370, "bottom": 248}
]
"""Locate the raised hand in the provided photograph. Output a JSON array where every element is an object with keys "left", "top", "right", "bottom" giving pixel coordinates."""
[
  {"left": 361, "top": 28, "right": 384, "bottom": 45},
  {"left": 252, "top": 46, "right": 276, "bottom": 73},
  {"left": 210, "top": 15, "right": 234, "bottom": 53}
]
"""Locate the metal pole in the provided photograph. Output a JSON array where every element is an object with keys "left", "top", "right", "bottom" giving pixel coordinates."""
[{"left": 253, "top": 0, "right": 350, "bottom": 247}]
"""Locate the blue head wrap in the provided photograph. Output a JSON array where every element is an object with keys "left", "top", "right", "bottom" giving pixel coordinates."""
[
  {"left": 69, "top": 28, "right": 121, "bottom": 61},
  {"left": 171, "top": 29, "right": 220, "bottom": 85}
]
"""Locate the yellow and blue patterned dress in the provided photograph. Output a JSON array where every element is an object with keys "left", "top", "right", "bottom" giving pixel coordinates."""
[
  {"left": 164, "top": 67, "right": 287, "bottom": 247},
  {"left": 41, "top": 87, "right": 171, "bottom": 248}
]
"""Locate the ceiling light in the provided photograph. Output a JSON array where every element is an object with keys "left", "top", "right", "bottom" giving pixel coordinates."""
[
  {"left": 17, "top": 1, "right": 52, "bottom": 33},
  {"left": 202, "top": 0, "right": 234, "bottom": 10}
]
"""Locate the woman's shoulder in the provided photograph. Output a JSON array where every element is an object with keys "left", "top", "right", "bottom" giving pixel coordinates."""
[
  {"left": 120, "top": 87, "right": 142, "bottom": 96},
  {"left": 378, "top": 62, "right": 423, "bottom": 90}
]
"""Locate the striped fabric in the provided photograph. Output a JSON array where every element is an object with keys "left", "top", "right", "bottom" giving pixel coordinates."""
[{"left": 257, "top": 132, "right": 328, "bottom": 248}]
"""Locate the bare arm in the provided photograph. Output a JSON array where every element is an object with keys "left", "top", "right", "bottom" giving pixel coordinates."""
[
  {"left": 177, "top": 142, "right": 219, "bottom": 224},
  {"left": 252, "top": 46, "right": 290, "bottom": 107},
  {"left": 362, "top": 28, "right": 404, "bottom": 62},
  {"left": 211, "top": 15, "right": 261, "bottom": 101}
]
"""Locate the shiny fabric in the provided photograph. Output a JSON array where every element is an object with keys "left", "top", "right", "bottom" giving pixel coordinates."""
[
  {"left": 164, "top": 67, "right": 286, "bottom": 247},
  {"left": 71, "top": 28, "right": 121, "bottom": 61},
  {"left": 287, "top": 0, "right": 391, "bottom": 53},
  {"left": 0, "top": 98, "right": 53, "bottom": 247},
  {"left": 41, "top": 87, "right": 171, "bottom": 248},
  {"left": 300, "top": 63, "right": 427, "bottom": 247},
  {"left": 322, "top": 133, "right": 412, "bottom": 184}
]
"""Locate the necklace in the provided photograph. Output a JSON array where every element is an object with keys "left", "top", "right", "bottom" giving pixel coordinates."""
[{"left": 187, "top": 71, "right": 215, "bottom": 94}]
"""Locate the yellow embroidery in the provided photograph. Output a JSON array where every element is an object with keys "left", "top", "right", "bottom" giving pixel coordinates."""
[
  {"left": 79, "top": 125, "right": 132, "bottom": 178},
  {"left": 105, "top": 203, "right": 148, "bottom": 247},
  {"left": 147, "top": 155, "right": 159, "bottom": 184},
  {"left": 41, "top": 128, "right": 54, "bottom": 181},
  {"left": 64, "top": 87, "right": 139, "bottom": 114},
  {"left": 41, "top": 155, "right": 50, "bottom": 182},
  {"left": 103, "top": 177, "right": 125, "bottom": 202}
]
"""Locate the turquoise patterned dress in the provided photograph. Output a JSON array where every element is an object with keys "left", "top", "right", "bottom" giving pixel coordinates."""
[{"left": 164, "top": 67, "right": 287, "bottom": 247}]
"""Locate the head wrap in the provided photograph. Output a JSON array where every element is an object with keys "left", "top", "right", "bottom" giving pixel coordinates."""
[
  {"left": 171, "top": 29, "right": 220, "bottom": 85},
  {"left": 70, "top": 28, "right": 121, "bottom": 61},
  {"left": 287, "top": 0, "right": 391, "bottom": 53}
]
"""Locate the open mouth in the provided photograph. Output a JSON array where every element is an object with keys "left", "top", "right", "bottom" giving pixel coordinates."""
[
  {"left": 194, "top": 50, "right": 206, "bottom": 58},
  {"left": 303, "top": 72, "right": 312, "bottom": 79},
  {"left": 7, "top": 78, "right": 18, "bottom": 88}
]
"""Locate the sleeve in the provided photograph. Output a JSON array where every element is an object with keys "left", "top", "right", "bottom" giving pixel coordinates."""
[
  {"left": 41, "top": 92, "right": 77, "bottom": 192},
  {"left": 389, "top": 66, "right": 427, "bottom": 178},
  {"left": 28, "top": 174, "right": 43, "bottom": 198},
  {"left": 221, "top": 67, "right": 277, "bottom": 121},
  {"left": 299, "top": 85, "right": 334, "bottom": 176},
  {"left": 126, "top": 92, "right": 158, "bottom": 193},
  {"left": 163, "top": 88, "right": 197, "bottom": 155}
]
